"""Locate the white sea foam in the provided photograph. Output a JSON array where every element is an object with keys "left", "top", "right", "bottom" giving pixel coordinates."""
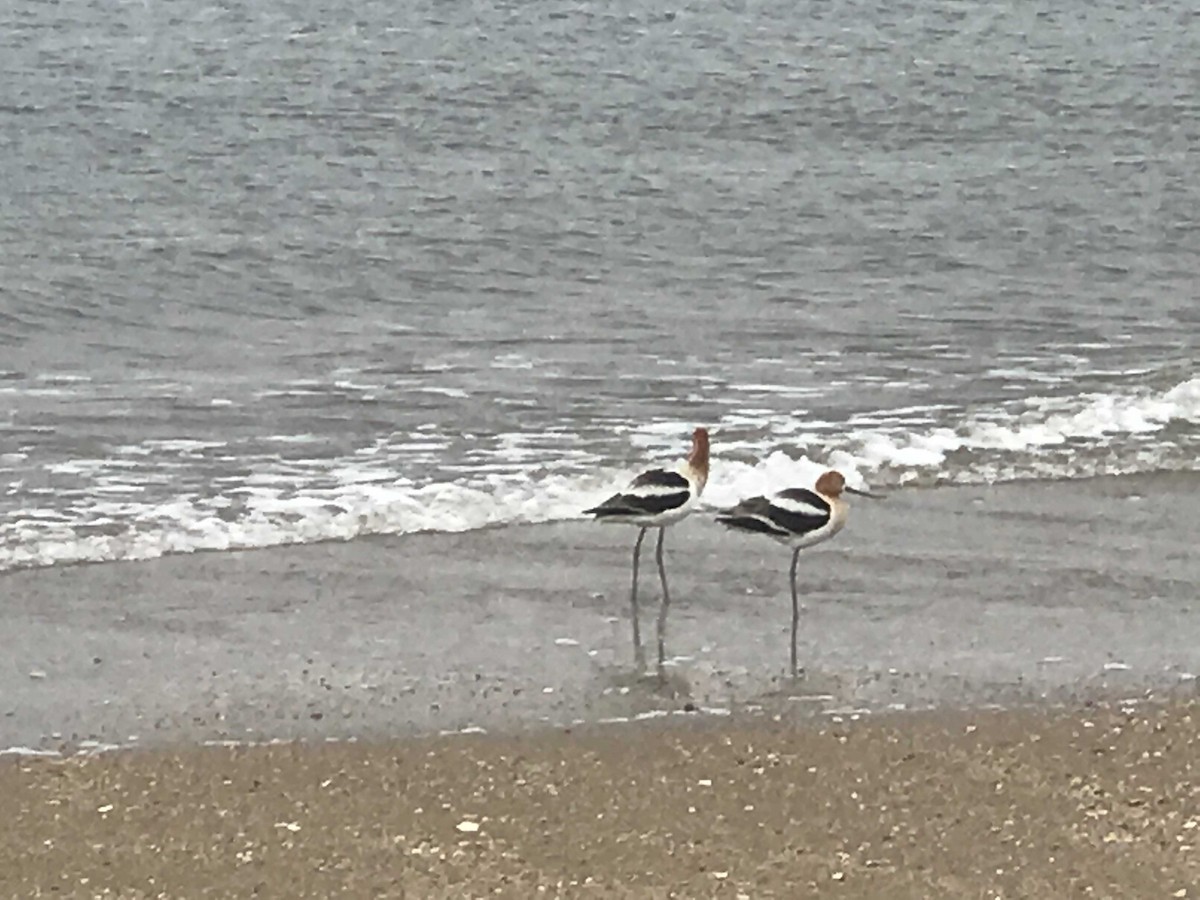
[
  {"left": 835, "top": 376, "right": 1199, "bottom": 481},
  {"left": 0, "top": 378, "right": 1195, "bottom": 572}
]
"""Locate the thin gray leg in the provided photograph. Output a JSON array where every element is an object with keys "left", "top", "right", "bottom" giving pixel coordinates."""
[
  {"left": 790, "top": 547, "right": 801, "bottom": 678},
  {"left": 655, "top": 527, "right": 671, "bottom": 679},
  {"left": 630, "top": 527, "right": 647, "bottom": 669}
]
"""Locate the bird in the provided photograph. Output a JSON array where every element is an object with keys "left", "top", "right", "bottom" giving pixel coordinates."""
[
  {"left": 584, "top": 426, "right": 710, "bottom": 678},
  {"left": 716, "top": 470, "right": 880, "bottom": 679}
]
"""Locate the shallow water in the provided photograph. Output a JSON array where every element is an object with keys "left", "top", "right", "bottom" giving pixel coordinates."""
[{"left": 3, "top": 475, "right": 1197, "bottom": 751}]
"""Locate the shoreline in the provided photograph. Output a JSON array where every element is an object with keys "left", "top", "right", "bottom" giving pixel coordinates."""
[
  {"left": 3, "top": 469, "right": 1195, "bottom": 579},
  {"left": 5, "top": 672, "right": 1196, "bottom": 764},
  {"left": 3, "top": 473, "right": 1198, "bottom": 753}
]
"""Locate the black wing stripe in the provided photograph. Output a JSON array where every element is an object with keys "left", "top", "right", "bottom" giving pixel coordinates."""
[
  {"left": 629, "top": 469, "right": 689, "bottom": 491},
  {"left": 716, "top": 514, "right": 790, "bottom": 537},
  {"left": 586, "top": 490, "right": 691, "bottom": 517},
  {"left": 764, "top": 504, "right": 829, "bottom": 537}
]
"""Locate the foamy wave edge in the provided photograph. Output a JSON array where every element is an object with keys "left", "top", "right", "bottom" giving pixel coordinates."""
[{"left": 1, "top": 378, "right": 1195, "bottom": 573}]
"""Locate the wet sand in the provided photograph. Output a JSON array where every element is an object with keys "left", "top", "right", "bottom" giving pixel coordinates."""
[
  {"left": 3, "top": 700, "right": 1198, "bottom": 898},
  {"left": 3, "top": 474, "right": 1197, "bottom": 752}
]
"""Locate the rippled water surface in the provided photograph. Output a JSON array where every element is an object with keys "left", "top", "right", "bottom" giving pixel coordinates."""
[{"left": 2, "top": 0, "right": 1197, "bottom": 569}]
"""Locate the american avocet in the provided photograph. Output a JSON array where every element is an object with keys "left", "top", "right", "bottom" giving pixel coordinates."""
[
  {"left": 584, "top": 427, "right": 710, "bottom": 677},
  {"left": 716, "top": 470, "right": 880, "bottom": 679}
]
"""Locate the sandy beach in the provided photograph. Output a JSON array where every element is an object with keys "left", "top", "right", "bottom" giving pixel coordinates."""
[{"left": 3, "top": 699, "right": 1199, "bottom": 898}]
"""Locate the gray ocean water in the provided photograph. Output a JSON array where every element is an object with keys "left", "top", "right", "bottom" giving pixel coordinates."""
[{"left": 1, "top": 0, "right": 1197, "bottom": 571}]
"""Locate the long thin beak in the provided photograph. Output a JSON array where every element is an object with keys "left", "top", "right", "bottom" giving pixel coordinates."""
[{"left": 846, "top": 485, "right": 885, "bottom": 499}]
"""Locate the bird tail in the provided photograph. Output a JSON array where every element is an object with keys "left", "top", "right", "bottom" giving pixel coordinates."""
[
  {"left": 584, "top": 499, "right": 624, "bottom": 517},
  {"left": 585, "top": 507, "right": 636, "bottom": 520},
  {"left": 716, "top": 513, "right": 785, "bottom": 537}
]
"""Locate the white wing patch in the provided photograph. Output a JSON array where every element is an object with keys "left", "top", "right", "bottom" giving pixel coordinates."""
[
  {"left": 627, "top": 481, "right": 688, "bottom": 497},
  {"left": 770, "top": 494, "right": 828, "bottom": 519}
]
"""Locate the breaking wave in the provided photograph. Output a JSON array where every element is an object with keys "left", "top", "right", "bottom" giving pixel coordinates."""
[{"left": 1, "top": 377, "right": 1195, "bottom": 573}]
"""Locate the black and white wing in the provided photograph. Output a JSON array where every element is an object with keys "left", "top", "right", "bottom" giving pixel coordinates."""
[
  {"left": 716, "top": 487, "right": 831, "bottom": 538},
  {"left": 584, "top": 468, "right": 692, "bottom": 519}
]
